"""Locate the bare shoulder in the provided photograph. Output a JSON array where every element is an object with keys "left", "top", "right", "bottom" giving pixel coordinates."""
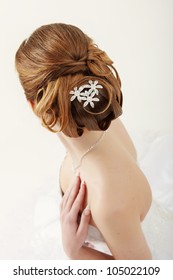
[
  {"left": 88, "top": 159, "right": 152, "bottom": 259},
  {"left": 88, "top": 151, "right": 152, "bottom": 223}
]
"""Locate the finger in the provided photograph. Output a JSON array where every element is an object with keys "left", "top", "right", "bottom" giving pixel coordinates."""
[
  {"left": 70, "top": 181, "right": 86, "bottom": 216},
  {"left": 60, "top": 176, "right": 78, "bottom": 212},
  {"left": 77, "top": 205, "right": 91, "bottom": 237},
  {"left": 60, "top": 175, "right": 80, "bottom": 211},
  {"left": 63, "top": 176, "right": 81, "bottom": 212}
]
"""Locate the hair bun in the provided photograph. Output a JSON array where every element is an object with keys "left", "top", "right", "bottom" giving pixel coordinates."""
[
  {"left": 15, "top": 23, "right": 123, "bottom": 137},
  {"left": 56, "top": 58, "right": 88, "bottom": 76}
]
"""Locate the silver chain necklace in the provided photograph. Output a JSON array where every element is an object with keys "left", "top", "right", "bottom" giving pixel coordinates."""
[{"left": 72, "top": 131, "right": 106, "bottom": 172}]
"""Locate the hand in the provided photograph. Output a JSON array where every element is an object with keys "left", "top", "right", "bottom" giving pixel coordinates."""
[{"left": 60, "top": 175, "right": 91, "bottom": 259}]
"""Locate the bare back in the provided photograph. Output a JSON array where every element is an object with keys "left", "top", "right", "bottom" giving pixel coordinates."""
[{"left": 60, "top": 118, "right": 152, "bottom": 227}]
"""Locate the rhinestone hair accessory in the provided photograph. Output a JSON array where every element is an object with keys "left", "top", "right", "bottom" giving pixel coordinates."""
[{"left": 70, "top": 80, "right": 103, "bottom": 108}]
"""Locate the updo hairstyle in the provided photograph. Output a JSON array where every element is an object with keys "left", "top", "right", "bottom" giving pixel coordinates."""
[{"left": 15, "top": 23, "right": 123, "bottom": 137}]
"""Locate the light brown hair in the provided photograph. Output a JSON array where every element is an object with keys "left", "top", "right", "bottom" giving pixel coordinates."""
[{"left": 15, "top": 23, "right": 123, "bottom": 137}]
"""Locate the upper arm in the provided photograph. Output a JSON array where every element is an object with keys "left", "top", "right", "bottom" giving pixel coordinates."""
[{"left": 91, "top": 195, "right": 152, "bottom": 260}]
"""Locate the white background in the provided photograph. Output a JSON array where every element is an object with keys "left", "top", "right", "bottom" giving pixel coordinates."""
[{"left": 0, "top": 0, "right": 173, "bottom": 259}]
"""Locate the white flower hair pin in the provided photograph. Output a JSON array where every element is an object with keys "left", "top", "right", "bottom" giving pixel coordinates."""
[{"left": 70, "top": 80, "right": 103, "bottom": 108}]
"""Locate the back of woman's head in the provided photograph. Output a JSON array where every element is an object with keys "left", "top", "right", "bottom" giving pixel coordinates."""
[{"left": 15, "top": 23, "right": 123, "bottom": 137}]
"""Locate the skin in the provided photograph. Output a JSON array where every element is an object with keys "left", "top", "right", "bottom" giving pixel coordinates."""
[
  {"left": 59, "top": 118, "right": 152, "bottom": 260},
  {"left": 60, "top": 176, "right": 91, "bottom": 258},
  {"left": 60, "top": 175, "right": 114, "bottom": 260}
]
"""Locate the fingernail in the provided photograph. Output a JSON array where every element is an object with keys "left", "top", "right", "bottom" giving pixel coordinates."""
[
  {"left": 75, "top": 171, "right": 80, "bottom": 177},
  {"left": 84, "top": 205, "right": 90, "bottom": 215},
  {"left": 84, "top": 208, "right": 91, "bottom": 216},
  {"left": 81, "top": 180, "right": 85, "bottom": 187},
  {"left": 74, "top": 173, "right": 80, "bottom": 183}
]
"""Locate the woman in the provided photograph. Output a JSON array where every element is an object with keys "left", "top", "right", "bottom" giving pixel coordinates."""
[{"left": 15, "top": 23, "right": 166, "bottom": 259}]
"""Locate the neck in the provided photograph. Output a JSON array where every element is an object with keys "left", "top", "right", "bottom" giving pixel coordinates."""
[{"left": 57, "top": 129, "right": 105, "bottom": 170}]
